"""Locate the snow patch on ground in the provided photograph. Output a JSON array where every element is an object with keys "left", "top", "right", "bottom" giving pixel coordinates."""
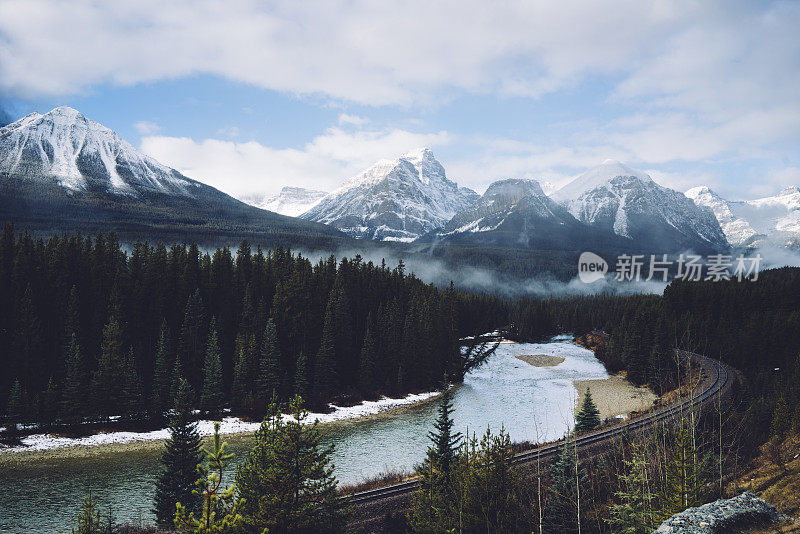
[{"left": 0, "top": 392, "right": 439, "bottom": 454}]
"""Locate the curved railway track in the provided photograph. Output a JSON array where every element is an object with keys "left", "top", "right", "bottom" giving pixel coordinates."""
[{"left": 346, "top": 351, "right": 733, "bottom": 515}]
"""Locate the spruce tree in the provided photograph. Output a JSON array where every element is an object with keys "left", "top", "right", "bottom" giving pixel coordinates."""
[
  {"left": 5, "top": 378, "right": 25, "bottom": 435},
  {"left": 121, "top": 347, "right": 146, "bottom": 421},
  {"left": 174, "top": 422, "right": 244, "bottom": 532},
  {"left": 662, "top": 422, "right": 705, "bottom": 516},
  {"left": 235, "top": 395, "right": 347, "bottom": 533},
  {"left": 71, "top": 489, "right": 102, "bottom": 534},
  {"left": 178, "top": 289, "right": 206, "bottom": 391},
  {"left": 358, "top": 322, "right": 377, "bottom": 394},
  {"left": 255, "top": 319, "right": 281, "bottom": 407},
  {"left": 314, "top": 308, "right": 339, "bottom": 402},
  {"left": 610, "top": 445, "right": 658, "bottom": 534},
  {"left": 150, "top": 320, "right": 173, "bottom": 419},
  {"left": 61, "top": 333, "right": 88, "bottom": 425},
  {"left": 294, "top": 352, "right": 309, "bottom": 401},
  {"left": 231, "top": 333, "right": 255, "bottom": 412},
  {"left": 92, "top": 316, "right": 126, "bottom": 420},
  {"left": 153, "top": 378, "right": 203, "bottom": 527},
  {"left": 574, "top": 387, "right": 601, "bottom": 434},
  {"left": 38, "top": 377, "right": 60, "bottom": 430},
  {"left": 200, "top": 317, "right": 225, "bottom": 416},
  {"left": 428, "top": 383, "right": 462, "bottom": 475},
  {"left": 410, "top": 383, "right": 462, "bottom": 532},
  {"left": 545, "top": 436, "right": 586, "bottom": 534}
]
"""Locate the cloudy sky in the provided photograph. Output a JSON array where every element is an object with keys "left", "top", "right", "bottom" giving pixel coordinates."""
[{"left": 1, "top": 0, "right": 798, "bottom": 201}]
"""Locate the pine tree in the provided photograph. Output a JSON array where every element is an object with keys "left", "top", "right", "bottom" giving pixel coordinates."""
[
  {"left": 610, "top": 445, "right": 658, "bottom": 534},
  {"left": 5, "top": 378, "right": 26, "bottom": 435},
  {"left": 61, "top": 333, "right": 88, "bottom": 425},
  {"left": 121, "top": 347, "right": 146, "bottom": 421},
  {"left": 92, "top": 316, "right": 126, "bottom": 420},
  {"left": 357, "top": 322, "right": 377, "bottom": 394},
  {"left": 71, "top": 489, "right": 102, "bottom": 534},
  {"left": 428, "top": 383, "right": 462, "bottom": 476},
  {"left": 38, "top": 377, "right": 60, "bottom": 430},
  {"left": 574, "top": 387, "right": 601, "bottom": 434},
  {"left": 153, "top": 378, "right": 203, "bottom": 527},
  {"left": 231, "top": 340, "right": 248, "bottom": 412},
  {"left": 200, "top": 318, "right": 225, "bottom": 416},
  {"left": 410, "top": 384, "right": 462, "bottom": 531},
  {"left": 545, "top": 436, "right": 586, "bottom": 534},
  {"left": 235, "top": 395, "right": 347, "bottom": 533},
  {"left": 662, "top": 422, "right": 705, "bottom": 516},
  {"left": 255, "top": 319, "right": 281, "bottom": 407},
  {"left": 178, "top": 289, "right": 206, "bottom": 391},
  {"left": 314, "top": 307, "right": 339, "bottom": 402},
  {"left": 150, "top": 320, "right": 173, "bottom": 419},
  {"left": 174, "top": 422, "right": 244, "bottom": 532},
  {"left": 294, "top": 352, "right": 309, "bottom": 401}
]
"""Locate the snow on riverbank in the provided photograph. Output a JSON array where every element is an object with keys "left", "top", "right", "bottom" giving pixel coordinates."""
[{"left": 0, "top": 392, "right": 438, "bottom": 454}]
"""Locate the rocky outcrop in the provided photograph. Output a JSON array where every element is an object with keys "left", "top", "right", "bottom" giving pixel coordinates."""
[{"left": 653, "top": 492, "right": 789, "bottom": 533}]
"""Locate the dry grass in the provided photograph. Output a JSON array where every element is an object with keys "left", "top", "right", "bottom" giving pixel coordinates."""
[
  {"left": 731, "top": 434, "right": 800, "bottom": 523},
  {"left": 337, "top": 469, "right": 417, "bottom": 496}
]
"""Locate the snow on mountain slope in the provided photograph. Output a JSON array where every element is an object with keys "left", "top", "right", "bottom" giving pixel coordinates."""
[
  {"left": 301, "top": 148, "right": 478, "bottom": 241},
  {"left": 439, "top": 179, "right": 557, "bottom": 235},
  {"left": 424, "top": 178, "right": 629, "bottom": 251},
  {"left": 553, "top": 160, "right": 727, "bottom": 253},
  {"left": 687, "top": 186, "right": 800, "bottom": 248},
  {"left": 245, "top": 186, "right": 328, "bottom": 216},
  {"left": 0, "top": 106, "right": 198, "bottom": 197},
  {"left": 685, "top": 186, "right": 760, "bottom": 247}
]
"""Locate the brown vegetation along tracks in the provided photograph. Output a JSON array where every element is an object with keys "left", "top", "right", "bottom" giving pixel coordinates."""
[{"left": 345, "top": 352, "right": 734, "bottom": 529}]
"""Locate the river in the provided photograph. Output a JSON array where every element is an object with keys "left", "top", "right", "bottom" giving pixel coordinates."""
[{"left": 0, "top": 335, "right": 609, "bottom": 533}]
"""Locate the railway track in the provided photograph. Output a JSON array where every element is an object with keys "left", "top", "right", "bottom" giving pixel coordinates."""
[{"left": 346, "top": 351, "right": 732, "bottom": 509}]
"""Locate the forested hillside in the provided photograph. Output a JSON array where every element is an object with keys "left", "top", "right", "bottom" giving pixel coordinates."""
[{"left": 0, "top": 223, "right": 504, "bottom": 431}]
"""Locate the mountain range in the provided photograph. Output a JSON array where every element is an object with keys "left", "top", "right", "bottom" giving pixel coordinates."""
[
  {"left": 686, "top": 185, "right": 800, "bottom": 248},
  {"left": 0, "top": 107, "right": 345, "bottom": 247},
  {"left": 301, "top": 148, "right": 478, "bottom": 242},
  {"left": 3, "top": 105, "right": 797, "bottom": 270}
]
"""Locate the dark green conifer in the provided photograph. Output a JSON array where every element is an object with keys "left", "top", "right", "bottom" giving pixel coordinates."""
[
  {"left": 200, "top": 317, "right": 225, "bottom": 416},
  {"left": 545, "top": 435, "right": 586, "bottom": 534},
  {"left": 255, "top": 319, "right": 281, "bottom": 406},
  {"left": 314, "top": 306, "right": 339, "bottom": 401},
  {"left": 61, "top": 333, "right": 88, "bottom": 425},
  {"left": 152, "top": 378, "right": 203, "bottom": 527},
  {"left": 5, "top": 378, "right": 26, "bottom": 435},
  {"left": 428, "top": 383, "right": 462, "bottom": 475},
  {"left": 575, "top": 387, "right": 601, "bottom": 434},
  {"left": 121, "top": 347, "right": 146, "bottom": 421},
  {"left": 235, "top": 395, "right": 347, "bottom": 533},
  {"left": 150, "top": 320, "right": 173, "bottom": 419},
  {"left": 294, "top": 352, "right": 309, "bottom": 400},
  {"left": 92, "top": 316, "right": 126, "bottom": 420},
  {"left": 358, "top": 321, "right": 377, "bottom": 394}
]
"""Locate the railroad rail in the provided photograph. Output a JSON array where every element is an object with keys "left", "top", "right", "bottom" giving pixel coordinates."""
[{"left": 345, "top": 351, "right": 733, "bottom": 519}]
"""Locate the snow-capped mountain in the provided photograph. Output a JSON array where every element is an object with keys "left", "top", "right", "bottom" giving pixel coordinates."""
[
  {"left": 301, "top": 148, "right": 478, "bottom": 241},
  {"left": 421, "top": 178, "right": 629, "bottom": 251},
  {"left": 685, "top": 186, "right": 760, "bottom": 247},
  {"left": 552, "top": 160, "right": 728, "bottom": 253},
  {"left": 0, "top": 107, "right": 345, "bottom": 245},
  {"left": 0, "top": 106, "right": 199, "bottom": 197},
  {"left": 246, "top": 186, "right": 328, "bottom": 216},
  {"left": 686, "top": 186, "right": 800, "bottom": 248}
]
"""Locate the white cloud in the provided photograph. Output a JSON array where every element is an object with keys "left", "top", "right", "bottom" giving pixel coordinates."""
[
  {"left": 133, "top": 120, "right": 160, "bottom": 135},
  {"left": 2, "top": 0, "right": 797, "bottom": 194},
  {"left": 0, "top": 0, "right": 751, "bottom": 107},
  {"left": 140, "top": 126, "right": 450, "bottom": 199},
  {"left": 338, "top": 114, "right": 369, "bottom": 126}
]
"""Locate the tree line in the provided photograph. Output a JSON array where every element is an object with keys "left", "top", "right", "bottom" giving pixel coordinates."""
[{"left": 0, "top": 224, "right": 505, "bottom": 433}]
